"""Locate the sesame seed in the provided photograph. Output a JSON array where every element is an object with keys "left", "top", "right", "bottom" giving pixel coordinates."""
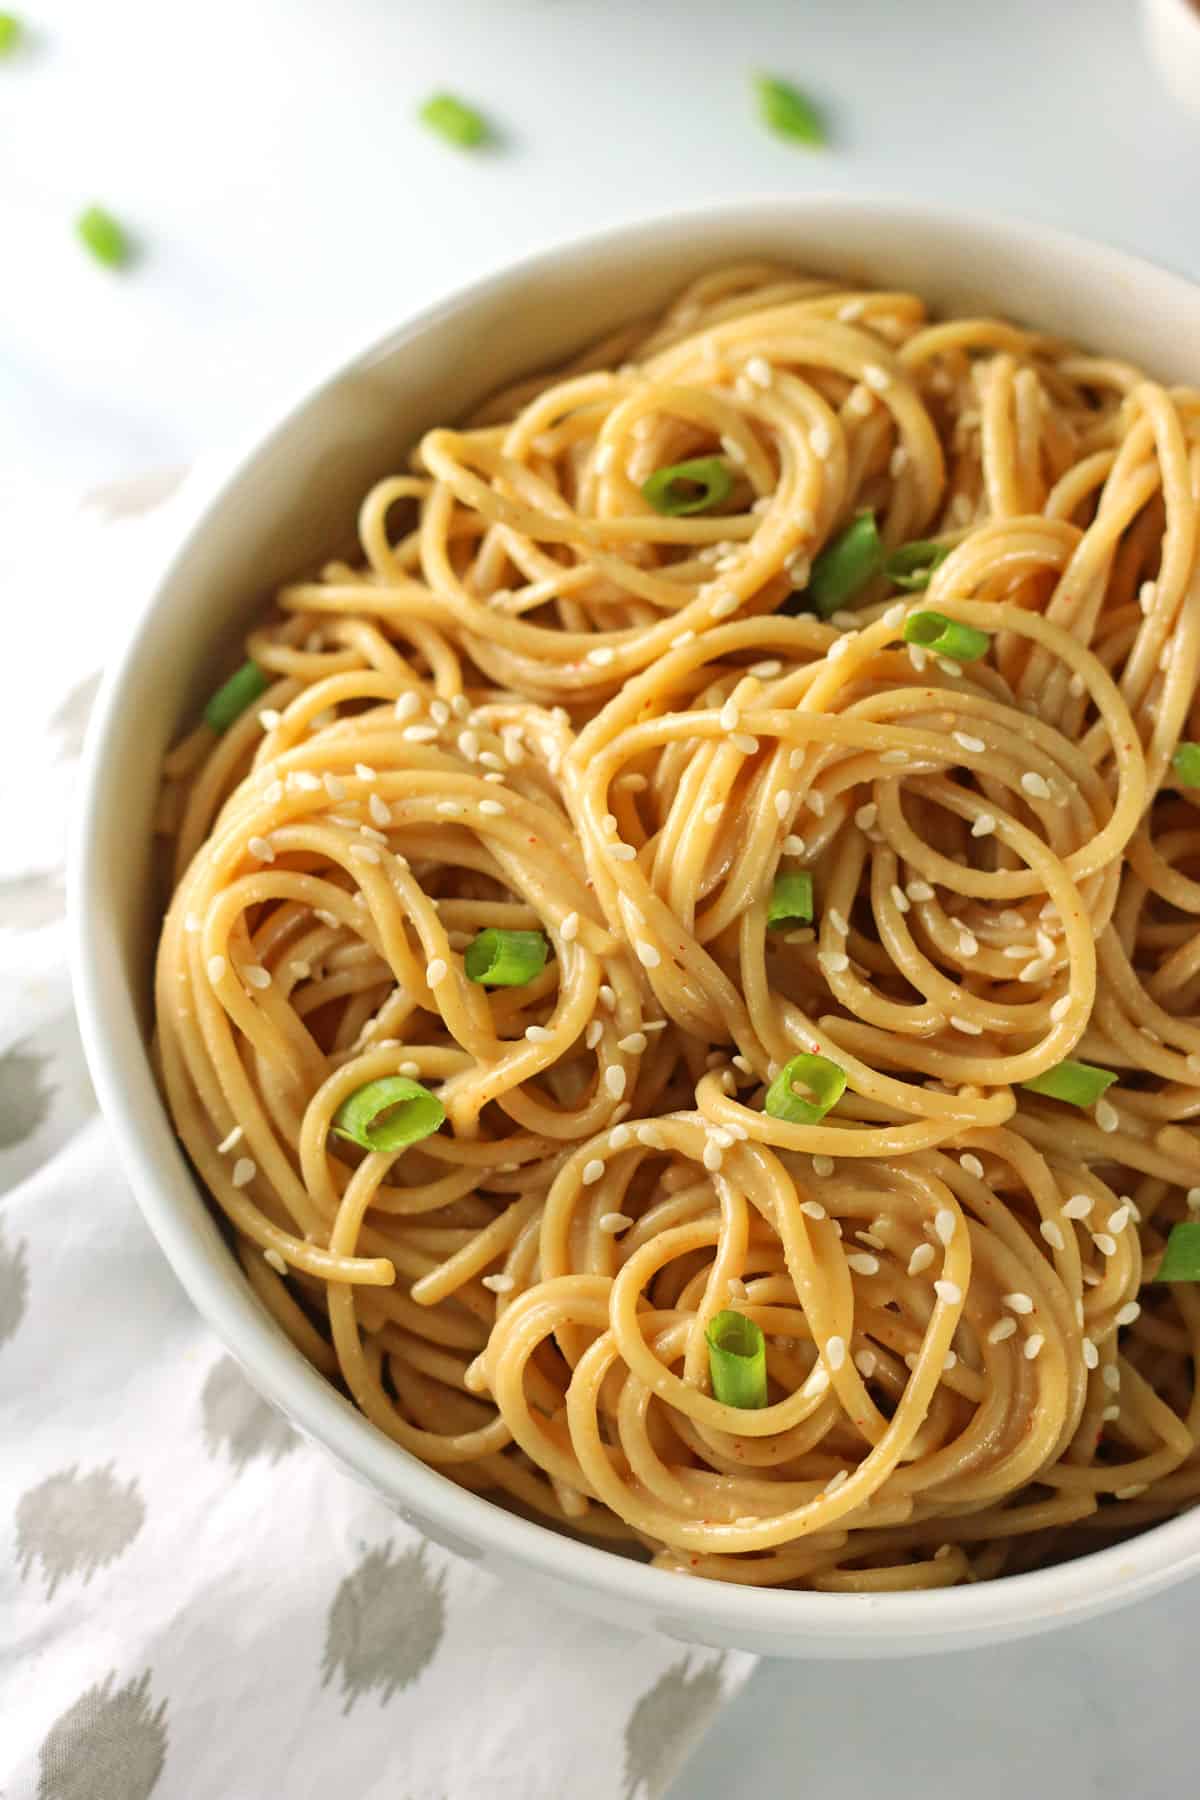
[
  {"left": 292, "top": 771, "right": 322, "bottom": 792},
  {"left": 1108, "top": 1205, "right": 1132, "bottom": 1234},
  {"left": 610, "top": 1124, "right": 633, "bottom": 1149},
  {"left": 587, "top": 646, "right": 616, "bottom": 667},
  {"left": 811, "top": 1156, "right": 835, "bottom": 1178},
  {"left": 368, "top": 793, "right": 391, "bottom": 827},
  {"left": 609, "top": 842, "right": 637, "bottom": 862},
  {"left": 394, "top": 692, "right": 421, "bottom": 721},
  {"left": 605, "top": 1067, "right": 627, "bottom": 1101},
  {"left": 598, "top": 985, "right": 616, "bottom": 1009},
  {"left": 854, "top": 803, "right": 878, "bottom": 831},
  {"left": 703, "top": 1141, "right": 724, "bottom": 1172},
  {"left": 937, "top": 658, "right": 964, "bottom": 678},
  {"left": 671, "top": 630, "right": 696, "bottom": 649},
  {"left": 1021, "top": 771, "right": 1051, "bottom": 800},
  {"left": 525, "top": 1025, "right": 552, "bottom": 1044},
  {"left": 819, "top": 950, "right": 850, "bottom": 975},
  {"left": 950, "top": 1015, "right": 982, "bottom": 1036},
  {"left": 1040, "top": 1220, "right": 1066, "bottom": 1251},
  {"left": 908, "top": 644, "right": 929, "bottom": 673},
  {"left": 906, "top": 880, "right": 934, "bottom": 902},
  {"left": 1094, "top": 1099, "right": 1119, "bottom": 1134},
  {"left": 1082, "top": 1337, "right": 1099, "bottom": 1369},
  {"left": 970, "top": 814, "right": 996, "bottom": 839},
  {"left": 458, "top": 729, "right": 481, "bottom": 761},
  {"left": 1024, "top": 1333, "right": 1045, "bottom": 1361},
  {"left": 825, "top": 1335, "right": 846, "bottom": 1371},
  {"left": 349, "top": 844, "right": 380, "bottom": 864},
  {"left": 1050, "top": 996, "right": 1071, "bottom": 1022},
  {"left": 426, "top": 958, "right": 448, "bottom": 985},
  {"left": 1102, "top": 1366, "right": 1121, "bottom": 1393},
  {"left": 1114, "top": 1483, "right": 1147, "bottom": 1499},
  {"left": 934, "top": 1279, "right": 963, "bottom": 1305},
  {"left": 801, "top": 1200, "right": 827, "bottom": 1219},
  {"left": 483, "top": 771, "right": 504, "bottom": 785},
  {"left": 957, "top": 933, "right": 979, "bottom": 958},
  {"left": 960, "top": 1153, "right": 984, "bottom": 1179},
  {"left": 745, "top": 354, "right": 773, "bottom": 387},
  {"left": 809, "top": 791, "right": 826, "bottom": 817},
  {"left": 824, "top": 1469, "right": 850, "bottom": 1495},
  {"left": 704, "top": 803, "right": 725, "bottom": 825},
  {"left": 429, "top": 699, "right": 451, "bottom": 726},
  {"left": 944, "top": 1351, "right": 958, "bottom": 1371},
  {"left": 582, "top": 1159, "right": 606, "bottom": 1187},
  {"left": 478, "top": 800, "right": 506, "bottom": 817},
  {"left": 782, "top": 835, "right": 807, "bottom": 855},
  {"left": 828, "top": 909, "right": 848, "bottom": 936},
  {"left": 953, "top": 731, "right": 985, "bottom": 754},
  {"left": 247, "top": 835, "right": 275, "bottom": 862},
  {"left": 263, "top": 1248, "right": 287, "bottom": 1275},
  {"left": 731, "top": 733, "right": 759, "bottom": 755},
  {"left": 1187, "top": 1188, "right": 1200, "bottom": 1212},
  {"left": 637, "top": 1124, "right": 665, "bottom": 1149},
  {"left": 359, "top": 825, "right": 388, "bottom": 846},
  {"left": 848, "top": 1253, "right": 880, "bottom": 1275},
  {"left": 863, "top": 364, "right": 891, "bottom": 391},
  {"left": 809, "top": 422, "right": 834, "bottom": 459},
  {"left": 1102, "top": 1405, "right": 1121, "bottom": 1421},
  {"left": 987, "top": 1317, "right": 1017, "bottom": 1344},
  {"left": 774, "top": 790, "right": 791, "bottom": 821},
  {"left": 207, "top": 955, "right": 227, "bottom": 983},
  {"left": 1068, "top": 673, "right": 1086, "bottom": 698},
  {"left": 827, "top": 635, "right": 855, "bottom": 662},
  {"left": 404, "top": 724, "right": 438, "bottom": 743},
  {"left": 710, "top": 592, "right": 740, "bottom": 620},
  {"left": 398, "top": 1061, "right": 420, "bottom": 1078},
  {"left": 258, "top": 708, "right": 282, "bottom": 730},
  {"left": 314, "top": 909, "right": 339, "bottom": 929},
  {"left": 231, "top": 1158, "right": 256, "bottom": 1188},
  {"left": 243, "top": 965, "right": 272, "bottom": 991},
  {"left": 322, "top": 774, "right": 348, "bottom": 804},
  {"left": 1003, "top": 1292, "right": 1034, "bottom": 1314},
  {"left": 599, "top": 1212, "right": 633, "bottom": 1235},
  {"left": 750, "top": 660, "right": 783, "bottom": 678},
  {"left": 806, "top": 1365, "right": 831, "bottom": 1396},
  {"left": 1116, "top": 1301, "right": 1141, "bottom": 1326},
  {"left": 437, "top": 801, "right": 461, "bottom": 817},
  {"left": 636, "top": 940, "right": 662, "bottom": 968},
  {"left": 264, "top": 780, "right": 284, "bottom": 806},
  {"left": 1018, "top": 958, "right": 1051, "bottom": 984},
  {"left": 618, "top": 1032, "right": 647, "bottom": 1054},
  {"left": 908, "top": 1243, "right": 935, "bottom": 1275},
  {"left": 482, "top": 1272, "right": 515, "bottom": 1294},
  {"left": 1093, "top": 1232, "right": 1118, "bottom": 1257},
  {"left": 217, "top": 1126, "right": 243, "bottom": 1154}
]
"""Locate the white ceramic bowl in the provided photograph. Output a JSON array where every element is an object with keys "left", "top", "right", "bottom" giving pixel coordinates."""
[
  {"left": 72, "top": 196, "right": 1200, "bottom": 1658},
  {"left": 1142, "top": 0, "right": 1200, "bottom": 118}
]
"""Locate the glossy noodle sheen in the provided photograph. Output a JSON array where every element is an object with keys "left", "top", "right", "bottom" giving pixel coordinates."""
[{"left": 154, "top": 264, "right": 1200, "bottom": 1589}]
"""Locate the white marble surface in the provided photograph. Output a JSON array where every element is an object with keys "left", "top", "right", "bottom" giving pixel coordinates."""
[{"left": 7, "top": 0, "right": 1200, "bottom": 1793}]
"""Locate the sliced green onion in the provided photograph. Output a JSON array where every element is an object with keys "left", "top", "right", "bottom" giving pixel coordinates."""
[
  {"left": 76, "top": 205, "right": 133, "bottom": 269},
  {"left": 0, "top": 13, "right": 22, "bottom": 53},
  {"left": 764, "top": 1052, "right": 846, "bottom": 1125},
  {"left": 1154, "top": 1221, "right": 1200, "bottom": 1282},
  {"left": 901, "top": 610, "right": 991, "bottom": 663},
  {"left": 1020, "top": 1060, "right": 1117, "bottom": 1107},
  {"left": 753, "top": 73, "right": 827, "bottom": 148},
  {"left": 802, "top": 512, "right": 883, "bottom": 618},
  {"left": 767, "top": 872, "right": 814, "bottom": 928},
  {"left": 1171, "top": 743, "right": 1200, "bottom": 789},
  {"left": 885, "top": 539, "right": 952, "bottom": 592},
  {"left": 642, "top": 456, "right": 733, "bottom": 517},
  {"left": 418, "top": 91, "right": 489, "bottom": 147},
  {"left": 464, "top": 928, "right": 549, "bottom": 987},
  {"left": 706, "top": 1309, "right": 768, "bottom": 1408},
  {"left": 203, "top": 661, "right": 269, "bottom": 733},
  {"left": 332, "top": 1076, "right": 445, "bottom": 1152}
]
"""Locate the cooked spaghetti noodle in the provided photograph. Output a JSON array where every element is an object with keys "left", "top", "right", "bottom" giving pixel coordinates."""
[{"left": 154, "top": 264, "right": 1200, "bottom": 1587}]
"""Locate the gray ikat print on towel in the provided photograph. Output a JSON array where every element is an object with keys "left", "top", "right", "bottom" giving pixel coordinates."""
[
  {"left": 322, "top": 1542, "right": 448, "bottom": 1712},
  {"left": 199, "top": 1354, "right": 300, "bottom": 1469},
  {"left": 0, "top": 1042, "right": 54, "bottom": 1148},
  {"left": 623, "top": 1656, "right": 726, "bottom": 1800},
  {"left": 37, "top": 1669, "right": 167, "bottom": 1800},
  {"left": 16, "top": 1464, "right": 145, "bottom": 1598},
  {"left": 0, "top": 1219, "right": 30, "bottom": 1345}
]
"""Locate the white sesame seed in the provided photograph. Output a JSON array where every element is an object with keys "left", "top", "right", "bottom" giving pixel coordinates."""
[
  {"left": 636, "top": 940, "right": 662, "bottom": 968},
  {"left": 906, "top": 881, "right": 936, "bottom": 905},
  {"left": 987, "top": 1317, "right": 1017, "bottom": 1344},
  {"left": 582, "top": 1159, "right": 606, "bottom": 1186},
  {"left": 1108, "top": 1205, "right": 1132, "bottom": 1234},
  {"left": 889, "top": 883, "right": 911, "bottom": 914},
  {"left": 950, "top": 1015, "right": 983, "bottom": 1036},
  {"left": 944, "top": 1351, "right": 958, "bottom": 1371},
  {"left": 704, "top": 803, "right": 725, "bottom": 826},
  {"left": 827, "top": 635, "right": 854, "bottom": 663},
  {"left": 584, "top": 1020, "right": 605, "bottom": 1052},
  {"left": 1116, "top": 1301, "right": 1141, "bottom": 1326},
  {"left": 710, "top": 592, "right": 740, "bottom": 620},
  {"left": 483, "top": 771, "right": 504, "bottom": 785},
  {"left": 1102, "top": 1405, "right": 1121, "bottom": 1422},
  {"left": 258, "top": 708, "right": 282, "bottom": 731},
  {"left": 854, "top": 803, "right": 878, "bottom": 831},
  {"left": 394, "top": 691, "right": 421, "bottom": 722},
  {"left": 1003, "top": 1292, "right": 1034, "bottom": 1315},
  {"left": 745, "top": 354, "right": 773, "bottom": 388},
  {"left": 808, "top": 790, "right": 826, "bottom": 817},
  {"left": 1021, "top": 771, "right": 1051, "bottom": 800},
  {"left": 1041, "top": 1220, "right": 1066, "bottom": 1251},
  {"left": 359, "top": 824, "right": 388, "bottom": 846},
  {"left": 429, "top": 699, "right": 451, "bottom": 726},
  {"left": 367, "top": 793, "right": 391, "bottom": 827},
  {"left": 819, "top": 950, "right": 850, "bottom": 975},
  {"left": 937, "top": 658, "right": 964, "bottom": 678},
  {"left": 957, "top": 932, "right": 979, "bottom": 958},
  {"left": 960, "top": 1153, "right": 984, "bottom": 1179},
  {"left": 825, "top": 1335, "right": 847, "bottom": 1371},
  {"left": 605, "top": 1067, "right": 627, "bottom": 1101},
  {"left": 848, "top": 1253, "right": 881, "bottom": 1275},
  {"left": 482, "top": 1272, "right": 515, "bottom": 1294},
  {"left": 263, "top": 780, "right": 284, "bottom": 806},
  {"left": 827, "top": 909, "right": 849, "bottom": 936},
  {"left": 1093, "top": 1232, "right": 1118, "bottom": 1257},
  {"left": 1050, "top": 996, "right": 1071, "bottom": 1022},
  {"left": 1093, "top": 1099, "right": 1119, "bottom": 1134},
  {"left": 598, "top": 985, "right": 616, "bottom": 1010},
  {"left": 231, "top": 1158, "right": 256, "bottom": 1188},
  {"left": 806, "top": 1365, "right": 831, "bottom": 1396},
  {"left": 618, "top": 1032, "right": 647, "bottom": 1055},
  {"left": 731, "top": 733, "right": 759, "bottom": 755},
  {"left": 587, "top": 646, "right": 616, "bottom": 667},
  {"left": 809, "top": 422, "right": 834, "bottom": 459},
  {"left": 934, "top": 1279, "right": 963, "bottom": 1305},
  {"left": 1024, "top": 1333, "right": 1045, "bottom": 1361},
  {"left": 801, "top": 1200, "right": 827, "bottom": 1220},
  {"left": 598, "top": 1212, "right": 633, "bottom": 1235},
  {"left": 243, "top": 965, "right": 271, "bottom": 991},
  {"left": 1102, "top": 1366, "right": 1121, "bottom": 1393},
  {"left": 908, "top": 1243, "right": 935, "bottom": 1275},
  {"left": 478, "top": 800, "right": 505, "bottom": 818},
  {"left": 637, "top": 1124, "right": 665, "bottom": 1149},
  {"left": 398, "top": 1061, "right": 420, "bottom": 1078},
  {"left": 524, "top": 1025, "right": 552, "bottom": 1044},
  {"left": 750, "top": 660, "right": 783, "bottom": 678},
  {"left": 824, "top": 1468, "right": 850, "bottom": 1495},
  {"left": 609, "top": 842, "right": 638, "bottom": 862},
  {"left": 262, "top": 1248, "right": 287, "bottom": 1275},
  {"left": 437, "top": 801, "right": 461, "bottom": 817},
  {"left": 247, "top": 835, "right": 275, "bottom": 863},
  {"left": 774, "top": 790, "right": 791, "bottom": 821},
  {"left": 953, "top": 731, "right": 985, "bottom": 754},
  {"left": 1114, "top": 1483, "right": 1148, "bottom": 1499},
  {"left": 207, "top": 955, "right": 227, "bottom": 983},
  {"left": 970, "top": 814, "right": 996, "bottom": 839},
  {"left": 863, "top": 364, "right": 891, "bottom": 391},
  {"left": 292, "top": 771, "right": 322, "bottom": 792},
  {"left": 313, "top": 908, "right": 339, "bottom": 929},
  {"left": 908, "top": 643, "right": 929, "bottom": 673},
  {"left": 671, "top": 630, "right": 696, "bottom": 649},
  {"left": 217, "top": 1126, "right": 243, "bottom": 1154},
  {"left": 1018, "top": 958, "right": 1051, "bottom": 984},
  {"left": 403, "top": 724, "right": 438, "bottom": 743},
  {"left": 349, "top": 844, "right": 380, "bottom": 865},
  {"left": 426, "top": 958, "right": 448, "bottom": 985},
  {"left": 811, "top": 1155, "right": 835, "bottom": 1178},
  {"left": 1187, "top": 1188, "right": 1200, "bottom": 1213},
  {"left": 703, "top": 1141, "right": 724, "bottom": 1172},
  {"left": 1082, "top": 1337, "right": 1099, "bottom": 1370},
  {"left": 782, "top": 835, "right": 807, "bottom": 855}
]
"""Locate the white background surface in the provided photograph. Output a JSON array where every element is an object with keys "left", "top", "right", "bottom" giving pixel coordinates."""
[{"left": 6, "top": 0, "right": 1200, "bottom": 1793}]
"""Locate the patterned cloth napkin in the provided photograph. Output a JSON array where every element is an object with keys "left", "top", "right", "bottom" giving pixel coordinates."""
[{"left": 0, "top": 474, "right": 756, "bottom": 1799}]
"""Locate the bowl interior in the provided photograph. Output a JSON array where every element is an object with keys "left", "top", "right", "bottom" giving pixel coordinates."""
[{"left": 73, "top": 196, "right": 1200, "bottom": 1656}]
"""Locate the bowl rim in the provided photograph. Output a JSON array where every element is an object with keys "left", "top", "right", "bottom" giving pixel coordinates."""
[{"left": 71, "top": 191, "right": 1200, "bottom": 1650}]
